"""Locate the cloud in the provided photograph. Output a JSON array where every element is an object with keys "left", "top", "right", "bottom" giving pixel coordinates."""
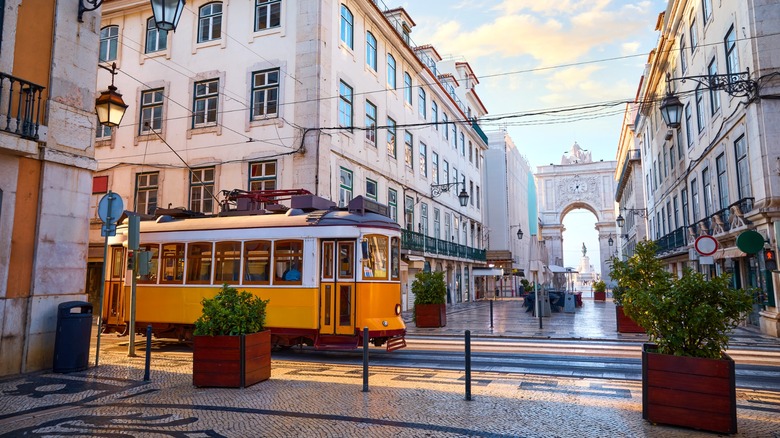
[{"left": 621, "top": 42, "right": 641, "bottom": 55}]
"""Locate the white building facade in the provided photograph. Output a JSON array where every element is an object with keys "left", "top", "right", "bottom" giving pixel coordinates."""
[
  {"left": 631, "top": 0, "right": 780, "bottom": 336},
  {"left": 92, "top": 0, "right": 490, "bottom": 309}
]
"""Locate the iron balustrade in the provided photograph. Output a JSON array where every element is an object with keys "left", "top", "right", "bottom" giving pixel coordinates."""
[
  {"left": 0, "top": 72, "right": 45, "bottom": 140},
  {"left": 655, "top": 227, "right": 687, "bottom": 253},
  {"left": 401, "top": 229, "right": 486, "bottom": 262}
]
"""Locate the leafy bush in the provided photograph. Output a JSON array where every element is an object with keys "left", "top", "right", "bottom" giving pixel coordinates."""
[
  {"left": 611, "top": 284, "right": 626, "bottom": 306},
  {"left": 194, "top": 284, "right": 269, "bottom": 336},
  {"left": 412, "top": 271, "right": 446, "bottom": 305},
  {"left": 593, "top": 280, "right": 606, "bottom": 293},
  {"left": 609, "top": 240, "right": 753, "bottom": 359}
]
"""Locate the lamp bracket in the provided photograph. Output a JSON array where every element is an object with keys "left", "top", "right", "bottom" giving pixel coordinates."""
[
  {"left": 431, "top": 181, "right": 460, "bottom": 198},
  {"left": 622, "top": 208, "right": 649, "bottom": 218},
  {"left": 79, "top": 0, "right": 106, "bottom": 22},
  {"left": 666, "top": 69, "right": 757, "bottom": 99}
]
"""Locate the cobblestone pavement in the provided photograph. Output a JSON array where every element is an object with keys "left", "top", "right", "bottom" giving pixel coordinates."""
[{"left": 0, "top": 297, "right": 778, "bottom": 437}]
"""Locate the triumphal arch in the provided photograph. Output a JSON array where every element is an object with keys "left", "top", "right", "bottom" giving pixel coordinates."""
[{"left": 534, "top": 143, "right": 618, "bottom": 282}]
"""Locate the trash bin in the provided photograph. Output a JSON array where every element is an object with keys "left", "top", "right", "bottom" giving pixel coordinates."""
[{"left": 53, "top": 301, "right": 93, "bottom": 373}]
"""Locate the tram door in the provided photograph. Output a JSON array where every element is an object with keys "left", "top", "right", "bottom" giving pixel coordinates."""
[
  {"left": 320, "top": 240, "right": 356, "bottom": 336},
  {"left": 105, "top": 246, "right": 126, "bottom": 326}
]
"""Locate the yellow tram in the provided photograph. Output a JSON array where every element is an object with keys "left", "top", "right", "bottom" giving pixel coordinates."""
[{"left": 103, "top": 191, "right": 406, "bottom": 351}]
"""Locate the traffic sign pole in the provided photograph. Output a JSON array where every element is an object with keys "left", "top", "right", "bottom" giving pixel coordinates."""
[{"left": 95, "top": 191, "right": 124, "bottom": 367}]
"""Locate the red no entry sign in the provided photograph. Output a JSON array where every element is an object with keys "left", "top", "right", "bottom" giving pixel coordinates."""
[{"left": 694, "top": 235, "right": 719, "bottom": 256}]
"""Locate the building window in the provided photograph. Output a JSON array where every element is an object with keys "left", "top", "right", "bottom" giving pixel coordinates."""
[
  {"left": 419, "top": 142, "right": 427, "bottom": 177},
  {"left": 431, "top": 101, "right": 438, "bottom": 130},
  {"left": 386, "top": 117, "right": 396, "bottom": 158},
  {"left": 339, "top": 4, "right": 353, "bottom": 49},
  {"left": 433, "top": 208, "right": 441, "bottom": 239},
  {"left": 689, "top": 19, "right": 698, "bottom": 52},
  {"left": 338, "top": 80, "right": 353, "bottom": 128},
  {"left": 404, "top": 195, "right": 414, "bottom": 230},
  {"left": 662, "top": 148, "right": 668, "bottom": 179},
  {"left": 443, "top": 113, "right": 449, "bottom": 139},
  {"left": 469, "top": 142, "right": 473, "bottom": 163},
  {"left": 444, "top": 212, "right": 451, "bottom": 241},
  {"left": 453, "top": 168, "right": 458, "bottom": 188},
  {"left": 681, "top": 188, "right": 689, "bottom": 227},
  {"left": 691, "top": 177, "right": 700, "bottom": 222},
  {"left": 469, "top": 180, "right": 474, "bottom": 206},
  {"left": 139, "top": 88, "right": 164, "bottom": 135},
  {"left": 404, "top": 131, "right": 413, "bottom": 170},
  {"left": 366, "top": 178, "right": 377, "bottom": 200},
  {"left": 387, "top": 54, "right": 396, "bottom": 89},
  {"left": 96, "top": 120, "right": 112, "bottom": 140},
  {"left": 145, "top": 17, "right": 168, "bottom": 53},
  {"left": 702, "top": 167, "right": 712, "bottom": 216},
  {"left": 135, "top": 172, "right": 158, "bottom": 215},
  {"left": 443, "top": 160, "right": 449, "bottom": 188},
  {"left": 420, "top": 203, "right": 428, "bottom": 235},
  {"left": 476, "top": 185, "right": 480, "bottom": 209},
  {"left": 676, "top": 128, "right": 684, "bottom": 159},
  {"left": 388, "top": 188, "right": 397, "bottom": 222},
  {"left": 669, "top": 145, "right": 675, "bottom": 170},
  {"left": 716, "top": 153, "right": 729, "bottom": 210},
  {"left": 452, "top": 124, "right": 457, "bottom": 148},
  {"left": 432, "top": 152, "right": 439, "bottom": 185},
  {"left": 673, "top": 195, "right": 679, "bottom": 229},
  {"left": 695, "top": 85, "right": 705, "bottom": 132},
  {"left": 255, "top": 0, "right": 281, "bottom": 31},
  {"left": 339, "top": 167, "right": 353, "bottom": 207},
  {"left": 365, "top": 100, "right": 377, "bottom": 145},
  {"left": 702, "top": 0, "right": 712, "bottom": 22},
  {"left": 249, "top": 161, "right": 276, "bottom": 191},
  {"left": 193, "top": 79, "right": 219, "bottom": 127},
  {"left": 684, "top": 103, "right": 693, "bottom": 147},
  {"left": 725, "top": 26, "right": 739, "bottom": 77},
  {"left": 99, "top": 25, "right": 119, "bottom": 62},
  {"left": 418, "top": 88, "right": 426, "bottom": 119},
  {"left": 251, "top": 69, "right": 279, "bottom": 120},
  {"left": 198, "top": 3, "right": 222, "bottom": 43},
  {"left": 735, "top": 135, "right": 751, "bottom": 199},
  {"left": 366, "top": 31, "right": 377, "bottom": 71},
  {"left": 403, "top": 72, "right": 412, "bottom": 105},
  {"left": 460, "top": 132, "right": 465, "bottom": 156},
  {"left": 708, "top": 58, "right": 720, "bottom": 114},
  {"left": 190, "top": 167, "right": 215, "bottom": 213},
  {"left": 680, "top": 36, "right": 687, "bottom": 73}
]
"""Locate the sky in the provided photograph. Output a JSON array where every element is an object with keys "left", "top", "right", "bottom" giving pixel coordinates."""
[{"left": 394, "top": 0, "right": 667, "bottom": 268}]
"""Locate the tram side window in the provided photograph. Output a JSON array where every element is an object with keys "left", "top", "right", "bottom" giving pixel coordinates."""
[
  {"left": 161, "top": 243, "right": 185, "bottom": 283},
  {"left": 362, "top": 235, "right": 388, "bottom": 280},
  {"left": 274, "top": 240, "right": 303, "bottom": 284},
  {"left": 215, "top": 241, "right": 241, "bottom": 284},
  {"left": 390, "top": 237, "right": 400, "bottom": 280},
  {"left": 244, "top": 240, "right": 271, "bottom": 284},
  {"left": 338, "top": 241, "right": 354, "bottom": 279},
  {"left": 138, "top": 244, "right": 160, "bottom": 284},
  {"left": 187, "top": 242, "right": 213, "bottom": 284}
]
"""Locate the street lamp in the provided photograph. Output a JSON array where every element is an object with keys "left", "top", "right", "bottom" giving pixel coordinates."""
[
  {"left": 79, "top": 0, "right": 186, "bottom": 31},
  {"left": 94, "top": 63, "right": 127, "bottom": 128},
  {"left": 509, "top": 225, "right": 523, "bottom": 240},
  {"left": 660, "top": 71, "right": 758, "bottom": 128},
  {"left": 431, "top": 181, "right": 469, "bottom": 207},
  {"left": 616, "top": 208, "right": 648, "bottom": 228},
  {"left": 607, "top": 234, "right": 614, "bottom": 247}
]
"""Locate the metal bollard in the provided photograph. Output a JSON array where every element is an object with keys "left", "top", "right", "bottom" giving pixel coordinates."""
[
  {"left": 489, "top": 300, "right": 494, "bottom": 329},
  {"left": 465, "top": 330, "right": 472, "bottom": 401},
  {"left": 143, "top": 324, "right": 152, "bottom": 381},
  {"left": 362, "top": 327, "right": 369, "bottom": 392}
]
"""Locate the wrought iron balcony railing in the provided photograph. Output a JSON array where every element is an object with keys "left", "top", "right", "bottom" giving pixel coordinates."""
[
  {"left": 1, "top": 72, "right": 45, "bottom": 140},
  {"left": 401, "top": 229, "right": 486, "bottom": 262}
]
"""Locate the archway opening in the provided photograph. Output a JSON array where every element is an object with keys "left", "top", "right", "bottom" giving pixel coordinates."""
[{"left": 561, "top": 208, "right": 601, "bottom": 293}]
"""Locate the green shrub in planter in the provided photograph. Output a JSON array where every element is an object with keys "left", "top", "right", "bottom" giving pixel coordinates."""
[
  {"left": 194, "top": 284, "right": 269, "bottom": 336},
  {"left": 609, "top": 240, "right": 753, "bottom": 359},
  {"left": 592, "top": 280, "right": 606, "bottom": 293},
  {"left": 611, "top": 284, "right": 626, "bottom": 306},
  {"left": 412, "top": 271, "right": 446, "bottom": 305}
]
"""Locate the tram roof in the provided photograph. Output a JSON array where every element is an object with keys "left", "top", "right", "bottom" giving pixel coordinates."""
[{"left": 135, "top": 209, "right": 401, "bottom": 233}]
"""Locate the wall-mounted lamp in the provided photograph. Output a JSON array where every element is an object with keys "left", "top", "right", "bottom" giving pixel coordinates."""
[
  {"left": 95, "top": 62, "right": 128, "bottom": 128},
  {"left": 431, "top": 181, "right": 469, "bottom": 207},
  {"left": 660, "top": 71, "right": 758, "bottom": 127},
  {"left": 616, "top": 208, "right": 648, "bottom": 228},
  {"left": 607, "top": 234, "right": 614, "bottom": 247},
  {"left": 80, "top": 0, "right": 186, "bottom": 31},
  {"left": 510, "top": 225, "right": 523, "bottom": 240}
]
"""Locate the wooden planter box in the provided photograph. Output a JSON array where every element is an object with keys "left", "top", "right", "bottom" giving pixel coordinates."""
[
  {"left": 415, "top": 303, "right": 446, "bottom": 328},
  {"left": 616, "top": 306, "right": 644, "bottom": 333},
  {"left": 642, "top": 344, "right": 737, "bottom": 434},
  {"left": 593, "top": 291, "right": 606, "bottom": 301},
  {"left": 193, "top": 330, "right": 271, "bottom": 388}
]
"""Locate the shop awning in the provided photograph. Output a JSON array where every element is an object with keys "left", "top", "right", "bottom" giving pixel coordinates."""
[
  {"left": 548, "top": 264, "right": 576, "bottom": 273},
  {"left": 713, "top": 246, "right": 746, "bottom": 260},
  {"left": 472, "top": 268, "right": 504, "bottom": 276}
]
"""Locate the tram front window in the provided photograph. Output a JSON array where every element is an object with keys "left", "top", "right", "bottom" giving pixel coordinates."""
[{"left": 361, "top": 234, "right": 388, "bottom": 280}]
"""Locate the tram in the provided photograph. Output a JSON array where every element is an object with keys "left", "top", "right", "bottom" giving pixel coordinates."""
[{"left": 102, "top": 190, "right": 406, "bottom": 351}]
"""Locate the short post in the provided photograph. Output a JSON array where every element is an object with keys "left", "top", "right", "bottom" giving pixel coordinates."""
[
  {"left": 465, "top": 330, "right": 472, "bottom": 401},
  {"left": 362, "top": 327, "right": 369, "bottom": 392},
  {"left": 489, "top": 299, "right": 494, "bottom": 329},
  {"left": 143, "top": 324, "right": 152, "bottom": 381}
]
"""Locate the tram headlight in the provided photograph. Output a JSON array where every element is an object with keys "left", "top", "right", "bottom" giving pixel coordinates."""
[
  {"left": 382, "top": 320, "right": 388, "bottom": 327},
  {"left": 394, "top": 304, "right": 401, "bottom": 315}
]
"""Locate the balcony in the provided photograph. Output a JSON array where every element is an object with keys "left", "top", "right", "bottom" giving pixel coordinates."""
[
  {"left": 402, "top": 229, "right": 486, "bottom": 262},
  {"left": 1, "top": 72, "right": 45, "bottom": 141},
  {"left": 615, "top": 149, "right": 641, "bottom": 201}
]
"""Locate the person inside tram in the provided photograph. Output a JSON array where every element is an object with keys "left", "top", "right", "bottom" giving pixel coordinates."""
[{"left": 283, "top": 259, "right": 301, "bottom": 281}]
